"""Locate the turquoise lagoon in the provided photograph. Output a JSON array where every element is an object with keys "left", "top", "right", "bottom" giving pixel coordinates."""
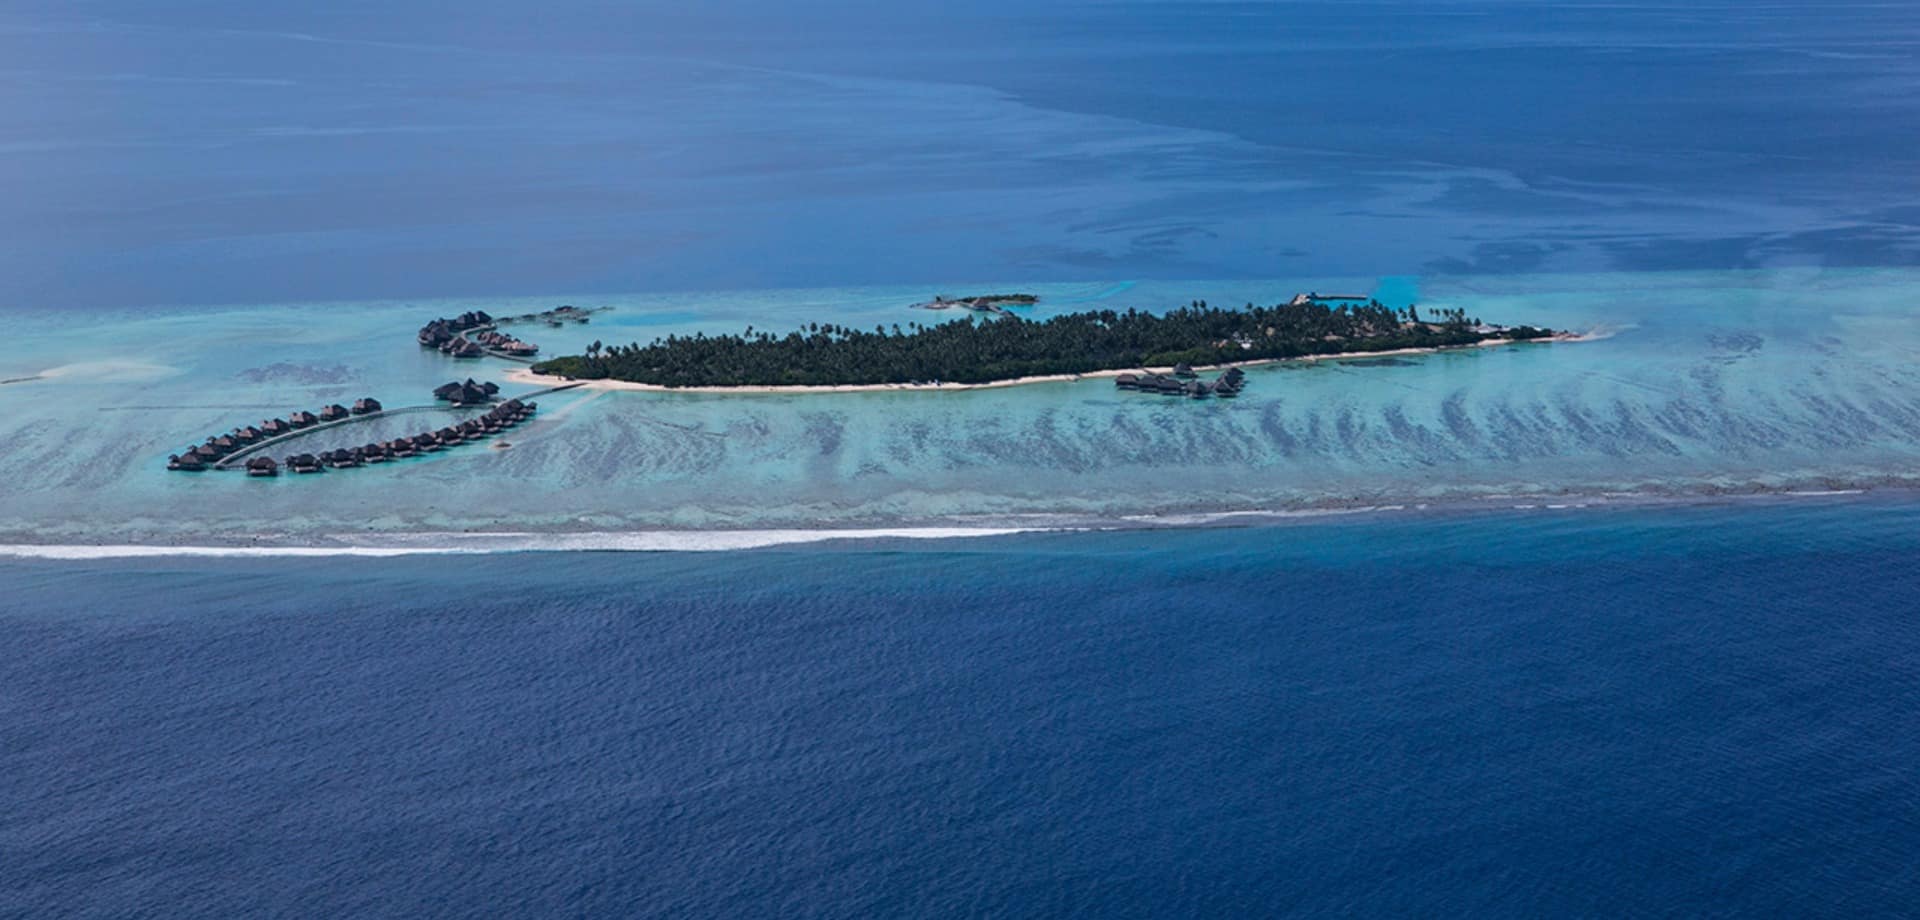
[{"left": 2, "top": 268, "right": 1918, "bottom": 547}]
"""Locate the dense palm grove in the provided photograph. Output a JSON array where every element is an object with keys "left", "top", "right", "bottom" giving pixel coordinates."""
[{"left": 531, "top": 300, "right": 1552, "bottom": 387}]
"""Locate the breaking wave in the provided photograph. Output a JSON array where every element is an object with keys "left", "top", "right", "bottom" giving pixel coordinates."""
[{"left": 0, "top": 526, "right": 1055, "bottom": 559}]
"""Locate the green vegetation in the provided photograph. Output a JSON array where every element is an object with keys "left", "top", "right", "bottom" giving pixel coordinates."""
[{"left": 531, "top": 299, "right": 1553, "bottom": 387}]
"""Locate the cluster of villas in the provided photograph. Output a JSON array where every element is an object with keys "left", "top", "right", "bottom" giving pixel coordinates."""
[
  {"left": 434, "top": 378, "right": 503, "bottom": 405},
  {"left": 168, "top": 398, "right": 384, "bottom": 471},
  {"left": 1114, "top": 364, "right": 1246, "bottom": 399},
  {"left": 239, "top": 399, "right": 538, "bottom": 477},
  {"left": 417, "top": 311, "right": 493, "bottom": 347},
  {"left": 465, "top": 329, "right": 539, "bottom": 358},
  {"left": 417, "top": 311, "right": 539, "bottom": 359}
]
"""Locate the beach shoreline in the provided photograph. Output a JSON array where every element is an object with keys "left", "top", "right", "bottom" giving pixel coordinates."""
[{"left": 504, "top": 332, "right": 1585, "bottom": 394}]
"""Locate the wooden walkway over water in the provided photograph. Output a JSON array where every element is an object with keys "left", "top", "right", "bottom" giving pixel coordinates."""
[{"left": 209, "top": 383, "right": 584, "bottom": 470}]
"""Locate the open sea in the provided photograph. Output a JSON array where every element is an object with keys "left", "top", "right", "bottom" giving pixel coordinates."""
[
  {"left": 5, "top": 502, "right": 1920, "bottom": 916},
  {"left": 5, "top": 0, "right": 1920, "bottom": 915}
]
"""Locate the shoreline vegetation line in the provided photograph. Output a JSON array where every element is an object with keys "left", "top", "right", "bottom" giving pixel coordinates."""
[{"left": 523, "top": 295, "right": 1566, "bottom": 393}]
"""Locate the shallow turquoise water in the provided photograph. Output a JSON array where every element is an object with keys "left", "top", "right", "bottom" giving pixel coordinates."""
[{"left": 2, "top": 269, "right": 1918, "bottom": 545}]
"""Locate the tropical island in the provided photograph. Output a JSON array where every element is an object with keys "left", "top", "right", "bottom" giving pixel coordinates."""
[{"left": 527, "top": 298, "right": 1556, "bottom": 389}]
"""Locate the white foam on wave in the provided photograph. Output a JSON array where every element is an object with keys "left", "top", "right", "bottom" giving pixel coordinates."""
[
  {"left": 0, "top": 526, "right": 1051, "bottom": 560},
  {"left": 1118, "top": 505, "right": 1406, "bottom": 527}
]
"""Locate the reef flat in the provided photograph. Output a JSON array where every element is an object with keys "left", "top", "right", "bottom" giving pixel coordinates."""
[{"left": 1, "top": 271, "right": 1918, "bottom": 545}]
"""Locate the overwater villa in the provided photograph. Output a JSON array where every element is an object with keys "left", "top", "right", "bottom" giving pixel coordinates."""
[
  {"left": 320, "top": 448, "right": 360, "bottom": 469},
  {"left": 442, "top": 335, "right": 485, "bottom": 358},
  {"left": 167, "top": 452, "right": 207, "bottom": 472},
  {"left": 318, "top": 404, "right": 350, "bottom": 422},
  {"left": 351, "top": 398, "right": 383, "bottom": 415},
  {"left": 245, "top": 456, "right": 277, "bottom": 477},
  {"left": 289, "top": 410, "right": 319, "bottom": 428},
  {"left": 285, "top": 453, "right": 323, "bottom": 474},
  {"left": 434, "top": 378, "right": 500, "bottom": 405}
]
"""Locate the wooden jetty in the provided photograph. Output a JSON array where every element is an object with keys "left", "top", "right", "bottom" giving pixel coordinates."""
[{"left": 202, "top": 383, "right": 580, "bottom": 471}]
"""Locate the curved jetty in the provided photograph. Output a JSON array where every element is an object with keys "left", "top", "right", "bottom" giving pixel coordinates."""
[
  {"left": 260, "top": 400, "right": 540, "bottom": 476},
  {"left": 169, "top": 396, "right": 381, "bottom": 471},
  {"left": 163, "top": 385, "right": 577, "bottom": 477}
]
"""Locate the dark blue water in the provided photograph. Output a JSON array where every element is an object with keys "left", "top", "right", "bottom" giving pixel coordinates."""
[
  {"left": 5, "top": 0, "right": 1918, "bottom": 308},
  {"left": 6, "top": 502, "right": 1920, "bottom": 916}
]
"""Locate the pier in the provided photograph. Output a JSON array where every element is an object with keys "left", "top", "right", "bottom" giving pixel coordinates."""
[{"left": 177, "top": 383, "right": 583, "bottom": 472}]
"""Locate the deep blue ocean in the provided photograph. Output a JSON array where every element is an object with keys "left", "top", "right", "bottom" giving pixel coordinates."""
[
  {"left": 6, "top": 0, "right": 1920, "bottom": 914},
  {"left": 5, "top": 501, "right": 1919, "bottom": 916}
]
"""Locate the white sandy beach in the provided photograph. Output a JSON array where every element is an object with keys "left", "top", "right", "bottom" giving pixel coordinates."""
[{"left": 502, "top": 333, "right": 1582, "bottom": 395}]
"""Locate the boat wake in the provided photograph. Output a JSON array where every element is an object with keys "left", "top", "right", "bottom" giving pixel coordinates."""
[{"left": 33, "top": 360, "right": 182, "bottom": 383}]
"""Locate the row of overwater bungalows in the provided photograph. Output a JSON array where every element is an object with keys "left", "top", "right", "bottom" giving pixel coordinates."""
[
  {"left": 168, "top": 398, "right": 384, "bottom": 471},
  {"left": 239, "top": 399, "right": 538, "bottom": 476},
  {"left": 1113, "top": 365, "right": 1246, "bottom": 399}
]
